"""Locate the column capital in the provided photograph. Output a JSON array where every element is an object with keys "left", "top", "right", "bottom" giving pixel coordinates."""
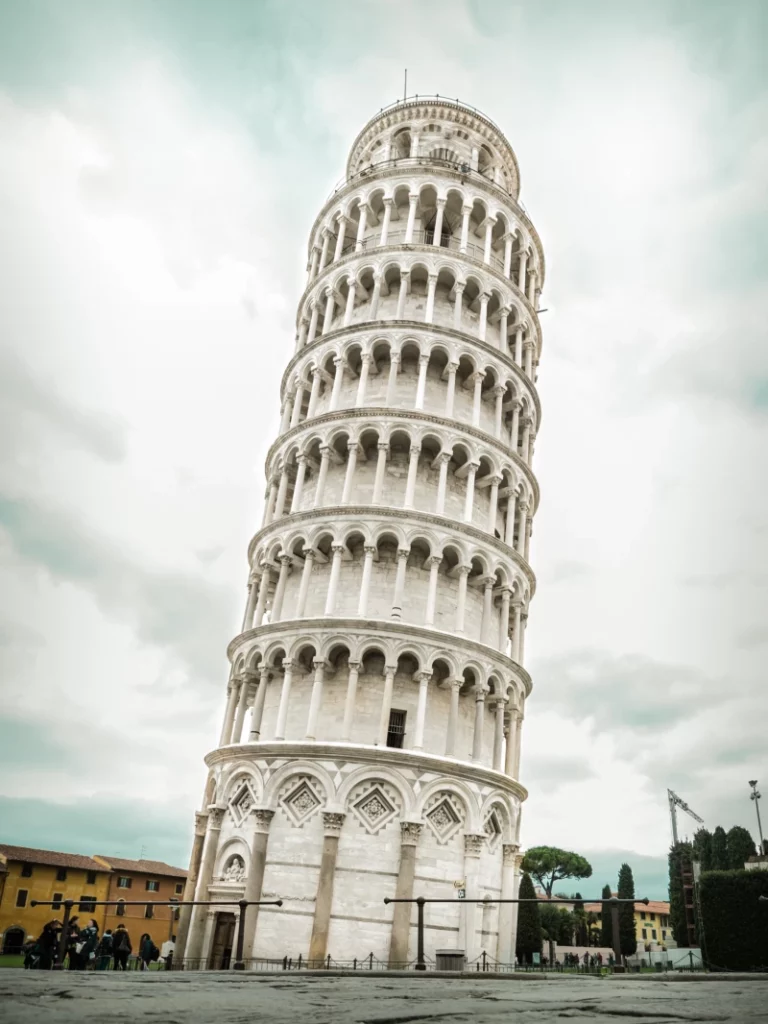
[
  {"left": 363, "top": 544, "right": 377, "bottom": 555},
  {"left": 302, "top": 546, "right": 317, "bottom": 561},
  {"left": 382, "top": 196, "right": 394, "bottom": 207},
  {"left": 479, "top": 291, "right": 491, "bottom": 303},
  {"left": 488, "top": 473, "right": 503, "bottom": 486},
  {"left": 252, "top": 808, "right": 275, "bottom": 834},
  {"left": 312, "top": 658, "right": 329, "bottom": 672},
  {"left": 360, "top": 351, "right": 373, "bottom": 365},
  {"left": 418, "top": 352, "right": 430, "bottom": 366},
  {"left": 330, "top": 543, "right": 346, "bottom": 556},
  {"left": 259, "top": 664, "right": 271, "bottom": 682},
  {"left": 461, "top": 202, "right": 472, "bottom": 214},
  {"left": 278, "top": 553, "right": 293, "bottom": 567},
  {"left": 449, "top": 678, "right": 463, "bottom": 693},
  {"left": 427, "top": 271, "right": 438, "bottom": 282},
  {"left": 377, "top": 441, "right": 390, "bottom": 452},
  {"left": 428, "top": 554, "right": 443, "bottom": 567},
  {"left": 295, "top": 453, "right": 308, "bottom": 466},
  {"left": 347, "top": 660, "right": 361, "bottom": 671},
  {"left": 480, "top": 574, "right": 497, "bottom": 588},
  {"left": 468, "top": 370, "right": 485, "bottom": 384},
  {"left": 519, "top": 500, "right": 530, "bottom": 514},
  {"left": 396, "top": 547, "right": 410, "bottom": 561},
  {"left": 474, "top": 683, "right": 490, "bottom": 701},
  {"left": 384, "top": 664, "right": 398, "bottom": 677},
  {"left": 390, "top": 351, "right": 401, "bottom": 364},
  {"left": 457, "top": 564, "right": 472, "bottom": 577},
  {"left": 322, "top": 811, "right": 346, "bottom": 836},
  {"left": 435, "top": 196, "right": 447, "bottom": 208},
  {"left": 333, "top": 355, "right": 347, "bottom": 368},
  {"left": 464, "top": 833, "right": 485, "bottom": 857},
  {"left": 446, "top": 360, "right": 459, "bottom": 373},
  {"left": 415, "top": 670, "right": 432, "bottom": 684},
  {"left": 437, "top": 450, "right": 452, "bottom": 464},
  {"left": 194, "top": 811, "right": 208, "bottom": 836},
  {"left": 400, "top": 821, "right": 424, "bottom": 847},
  {"left": 503, "top": 842, "right": 521, "bottom": 863},
  {"left": 453, "top": 280, "right": 466, "bottom": 293},
  {"left": 207, "top": 806, "right": 225, "bottom": 829},
  {"left": 491, "top": 385, "right": 506, "bottom": 398}
]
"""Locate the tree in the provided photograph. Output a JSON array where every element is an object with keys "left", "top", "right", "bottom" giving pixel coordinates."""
[
  {"left": 516, "top": 872, "right": 542, "bottom": 964},
  {"left": 600, "top": 883, "right": 613, "bottom": 948},
  {"left": 726, "top": 826, "right": 756, "bottom": 869},
  {"left": 692, "top": 828, "right": 713, "bottom": 872},
  {"left": 572, "top": 892, "right": 588, "bottom": 945},
  {"left": 711, "top": 826, "right": 728, "bottom": 870},
  {"left": 617, "top": 863, "right": 636, "bottom": 958},
  {"left": 540, "top": 904, "right": 573, "bottom": 946},
  {"left": 521, "top": 847, "right": 593, "bottom": 898}
]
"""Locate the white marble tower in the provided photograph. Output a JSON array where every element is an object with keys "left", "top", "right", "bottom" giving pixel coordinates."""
[{"left": 177, "top": 97, "right": 544, "bottom": 968}]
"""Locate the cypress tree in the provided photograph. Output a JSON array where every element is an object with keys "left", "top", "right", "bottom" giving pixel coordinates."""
[
  {"left": 515, "top": 872, "right": 542, "bottom": 964},
  {"left": 617, "top": 863, "right": 636, "bottom": 958},
  {"left": 712, "top": 826, "right": 728, "bottom": 870},
  {"left": 600, "top": 883, "right": 613, "bottom": 948},
  {"left": 726, "top": 826, "right": 756, "bottom": 869},
  {"left": 693, "top": 828, "right": 713, "bottom": 872}
]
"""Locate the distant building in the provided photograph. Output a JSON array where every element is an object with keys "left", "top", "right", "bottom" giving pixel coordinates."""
[
  {"left": 0, "top": 845, "right": 110, "bottom": 955},
  {"left": 583, "top": 894, "right": 674, "bottom": 951},
  {"left": 744, "top": 855, "right": 768, "bottom": 872},
  {"left": 93, "top": 856, "right": 187, "bottom": 950},
  {"left": 0, "top": 844, "right": 186, "bottom": 956}
]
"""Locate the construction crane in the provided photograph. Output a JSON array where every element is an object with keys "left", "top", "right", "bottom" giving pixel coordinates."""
[{"left": 668, "top": 789, "right": 704, "bottom": 845}]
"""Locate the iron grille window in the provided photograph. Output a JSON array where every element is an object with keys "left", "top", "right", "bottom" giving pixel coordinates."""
[
  {"left": 21, "top": 864, "right": 33, "bottom": 878},
  {"left": 16, "top": 889, "right": 28, "bottom": 908},
  {"left": 52, "top": 893, "right": 63, "bottom": 910},
  {"left": 386, "top": 709, "right": 406, "bottom": 749}
]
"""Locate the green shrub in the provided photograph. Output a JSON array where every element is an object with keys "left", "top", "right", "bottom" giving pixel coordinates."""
[{"left": 698, "top": 869, "right": 768, "bottom": 970}]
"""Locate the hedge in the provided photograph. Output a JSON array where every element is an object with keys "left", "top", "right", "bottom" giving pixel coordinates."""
[{"left": 698, "top": 869, "right": 768, "bottom": 970}]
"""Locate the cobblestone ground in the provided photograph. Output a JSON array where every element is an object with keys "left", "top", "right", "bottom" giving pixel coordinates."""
[{"left": 2, "top": 970, "right": 766, "bottom": 1023}]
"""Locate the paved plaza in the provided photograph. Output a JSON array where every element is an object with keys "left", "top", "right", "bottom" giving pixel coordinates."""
[{"left": 2, "top": 971, "right": 767, "bottom": 1024}]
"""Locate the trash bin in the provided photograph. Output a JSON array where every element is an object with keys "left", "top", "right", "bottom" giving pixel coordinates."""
[
  {"left": 435, "top": 949, "right": 466, "bottom": 971},
  {"left": 655, "top": 962, "right": 663, "bottom": 972}
]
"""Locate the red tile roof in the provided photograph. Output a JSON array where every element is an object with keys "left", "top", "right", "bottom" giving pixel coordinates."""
[
  {"left": 94, "top": 856, "right": 186, "bottom": 879},
  {"left": 0, "top": 844, "right": 106, "bottom": 872}
]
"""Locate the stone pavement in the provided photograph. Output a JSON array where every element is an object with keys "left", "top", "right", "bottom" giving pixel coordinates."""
[{"left": 2, "top": 970, "right": 767, "bottom": 1024}]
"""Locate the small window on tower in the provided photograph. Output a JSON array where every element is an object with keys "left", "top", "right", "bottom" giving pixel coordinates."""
[{"left": 386, "top": 710, "right": 406, "bottom": 749}]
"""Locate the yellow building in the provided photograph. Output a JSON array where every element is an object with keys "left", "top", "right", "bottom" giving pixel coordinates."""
[
  {"left": 583, "top": 896, "right": 673, "bottom": 950},
  {"left": 0, "top": 845, "right": 111, "bottom": 954}
]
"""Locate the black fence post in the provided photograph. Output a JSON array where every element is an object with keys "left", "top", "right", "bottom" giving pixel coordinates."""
[
  {"left": 610, "top": 898, "right": 623, "bottom": 971},
  {"left": 233, "top": 898, "right": 248, "bottom": 971},
  {"left": 53, "top": 900, "right": 74, "bottom": 970},
  {"left": 415, "top": 896, "right": 426, "bottom": 971}
]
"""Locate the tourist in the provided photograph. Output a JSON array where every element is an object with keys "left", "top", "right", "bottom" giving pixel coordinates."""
[
  {"left": 36, "top": 921, "right": 60, "bottom": 970},
  {"left": 22, "top": 936, "right": 38, "bottom": 969},
  {"left": 73, "top": 919, "right": 99, "bottom": 970},
  {"left": 139, "top": 933, "right": 158, "bottom": 971},
  {"left": 161, "top": 935, "right": 176, "bottom": 970},
  {"left": 96, "top": 929, "right": 114, "bottom": 970},
  {"left": 112, "top": 924, "right": 132, "bottom": 970},
  {"left": 66, "top": 917, "right": 82, "bottom": 969}
]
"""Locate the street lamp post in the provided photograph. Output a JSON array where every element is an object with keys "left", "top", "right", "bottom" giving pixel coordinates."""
[{"left": 749, "top": 781, "right": 764, "bottom": 853}]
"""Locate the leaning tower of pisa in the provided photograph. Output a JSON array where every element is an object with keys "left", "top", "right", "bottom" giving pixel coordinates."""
[{"left": 177, "top": 97, "right": 544, "bottom": 969}]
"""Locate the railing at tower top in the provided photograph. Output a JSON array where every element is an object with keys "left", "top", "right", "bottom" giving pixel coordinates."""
[
  {"left": 338, "top": 228, "right": 506, "bottom": 274},
  {"left": 373, "top": 94, "right": 507, "bottom": 133},
  {"left": 325, "top": 154, "right": 533, "bottom": 224}
]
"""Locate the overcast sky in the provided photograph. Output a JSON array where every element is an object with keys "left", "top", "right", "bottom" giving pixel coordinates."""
[{"left": 0, "top": 0, "right": 766, "bottom": 900}]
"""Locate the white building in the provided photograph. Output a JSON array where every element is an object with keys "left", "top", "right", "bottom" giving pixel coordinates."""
[{"left": 176, "top": 96, "right": 545, "bottom": 969}]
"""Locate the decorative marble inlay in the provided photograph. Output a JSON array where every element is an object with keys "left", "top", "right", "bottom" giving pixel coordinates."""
[
  {"left": 350, "top": 781, "right": 400, "bottom": 834},
  {"left": 229, "top": 781, "right": 256, "bottom": 825},
  {"left": 280, "top": 776, "right": 323, "bottom": 827},
  {"left": 425, "top": 794, "right": 463, "bottom": 844},
  {"left": 484, "top": 810, "right": 502, "bottom": 852}
]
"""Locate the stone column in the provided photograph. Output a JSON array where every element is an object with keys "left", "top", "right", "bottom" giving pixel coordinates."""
[
  {"left": 309, "top": 246, "right": 320, "bottom": 281},
  {"left": 314, "top": 446, "right": 331, "bottom": 505},
  {"left": 241, "top": 808, "right": 276, "bottom": 960},
  {"left": 240, "top": 571, "right": 259, "bottom": 632},
  {"left": 341, "top": 661, "right": 360, "bottom": 740},
  {"left": 330, "top": 357, "right": 346, "bottom": 410},
  {"left": 307, "top": 305, "right": 319, "bottom": 346},
  {"left": 504, "top": 490, "right": 517, "bottom": 546},
  {"left": 453, "top": 283, "right": 465, "bottom": 330},
  {"left": 369, "top": 273, "right": 382, "bottom": 320},
  {"left": 307, "top": 367, "right": 322, "bottom": 418},
  {"left": 413, "top": 671, "right": 431, "bottom": 750},
  {"left": 511, "top": 602, "right": 523, "bottom": 663},
  {"left": 487, "top": 475, "right": 500, "bottom": 533},
  {"left": 478, "top": 293, "right": 489, "bottom": 341},
  {"left": 185, "top": 807, "right": 224, "bottom": 962},
  {"left": 263, "top": 479, "right": 278, "bottom": 525},
  {"left": 333, "top": 215, "right": 347, "bottom": 261},
  {"left": 341, "top": 443, "right": 359, "bottom": 503},
  {"left": 174, "top": 810, "right": 209, "bottom": 960},
  {"left": 462, "top": 833, "right": 485, "bottom": 962},
  {"left": 521, "top": 418, "right": 531, "bottom": 464},
  {"left": 319, "top": 229, "right": 331, "bottom": 270},
  {"left": 528, "top": 268, "right": 537, "bottom": 304},
  {"left": 444, "top": 362, "right": 458, "bottom": 417},
  {"left": 385, "top": 352, "right": 400, "bottom": 405},
  {"left": 357, "top": 545, "right": 376, "bottom": 616},
  {"left": 493, "top": 698, "right": 506, "bottom": 771},
  {"left": 295, "top": 548, "right": 315, "bottom": 618},
  {"left": 431, "top": 198, "right": 446, "bottom": 245},
  {"left": 524, "top": 341, "right": 534, "bottom": 378},
  {"left": 424, "top": 554, "right": 441, "bottom": 626},
  {"left": 424, "top": 273, "right": 437, "bottom": 323},
  {"left": 308, "top": 812, "right": 346, "bottom": 964},
  {"left": 519, "top": 612, "right": 528, "bottom": 665},
  {"left": 504, "top": 711, "right": 516, "bottom": 776},
  {"left": 525, "top": 516, "right": 533, "bottom": 562},
  {"left": 513, "top": 707, "right": 524, "bottom": 778},
  {"left": 516, "top": 502, "right": 529, "bottom": 556},
  {"left": 463, "top": 462, "right": 478, "bottom": 523},
  {"left": 270, "top": 554, "right": 292, "bottom": 622},
  {"left": 396, "top": 270, "right": 409, "bottom": 318},
  {"left": 435, "top": 451, "right": 451, "bottom": 514},
  {"left": 470, "top": 372, "right": 484, "bottom": 427},
  {"left": 445, "top": 679, "right": 461, "bottom": 756},
  {"left": 509, "top": 401, "right": 521, "bottom": 454},
  {"left": 496, "top": 843, "right": 519, "bottom": 963},
  {"left": 379, "top": 198, "right": 393, "bottom": 246},
  {"left": 455, "top": 565, "right": 471, "bottom": 634},
  {"left": 518, "top": 250, "right": 528, "bottom": 292},
  {"left": 503, "top": 235, "right": 513, "bottom": 278},
  {"left": 249, "top": 667, "right": 269, "bottom": 740},
  {"left": 279, "top": 394, "right": 293, "bottom": 432},
  {"left": 404, "top": 194, "right": 418, "bottom": 243},
  {"left": 403, "top": 444, "right": 420, "bottom": 507},
  {"left": 480, "top": 576, "right": 495, "bottom": 644},
  {"left": 355, "top": 204, "right": 368, "bottom": 251},
  {"left": 305, "top": 659, "right": 327, "bottom": 740},
  {"left": 290, "top": 455, "right": 308, "bottom": 512},
  {"left": 514, "top": 327, "right": 523, "bottom": 368},
  {"left": 355, "top": 355, "right": 371, "bottom": 407},
  {"left": 472, "top": 685, "right": 488, "bottom": 762},
  {"left": 290, "top": 384, "right": 305, "bottom": 426},
  {"left": 492, "top": 386, "right": 505, "bottom": 439},
  {"left": 231, "top": 678, "right": 249, "bottom": 744},
  {"left": 274, "top": 661, "right": 294, "bottom": 741},
  {"left": 322, "top": 287, "right": 335, "bottom": 335},
  {"left": 391, "top": 548, "right": 409, "bottom": 619},
  {"left": 414, "top": 354, "right": 429, "bottom": 409},
  {"left": 371, "top": 441, "right": 389, "bottom": 504},
  {"left": 253, "top": 566, "right": 271, "bottom": 627},
  {"left": 388, "top": 822, "right": 423, "bottom": 966},
  {"left": 219, "top": 676, "right": 240, "bottom": 746},
  {"left": 377, "top": 664, "right": 397, "bottom": 746},
  {"left": 324, "top": 544, "right": 345, "bottom": 615},
  {"left": 483, "top": 219, "right": 495, "bottom": 264},
  {"left": 273, "top": 469, "right": 289, "bottom": 519},
  {"left": 459, "top": 204, "right": 471, "bottom": 253},
  {"left": 498, "top": 588, "right": 511, "bottom": 653}
]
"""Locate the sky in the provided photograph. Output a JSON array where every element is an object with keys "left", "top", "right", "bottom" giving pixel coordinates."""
[{"left": 0, "top": 0, "right": 766, "bottom": 901}]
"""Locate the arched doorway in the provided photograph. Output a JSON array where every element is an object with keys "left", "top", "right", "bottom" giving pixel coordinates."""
[{"left": 3, "top": 927, "right": 25, "bottom": 955}]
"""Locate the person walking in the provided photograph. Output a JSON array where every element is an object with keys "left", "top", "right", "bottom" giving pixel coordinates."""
[
  {"left": 112, "top": 924, "right": 132, "bottom": 971},
  {"left": 96, "top": 929, "right": 114, "bottom": 970},
  {"left": 66, "top": 917, "right": 82, "bottom": 970},
  {"left": 78, "top": 919, "right": 100, "bottom": 970},
  {"left": 139, "top": 933, "right": 158, "bottom": 971},
  {"left": 36, "top": 921, "right": 60, "bottom": 970},
  {"left": 160, "top": 935, "right": 175, "bottom": 971}
]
